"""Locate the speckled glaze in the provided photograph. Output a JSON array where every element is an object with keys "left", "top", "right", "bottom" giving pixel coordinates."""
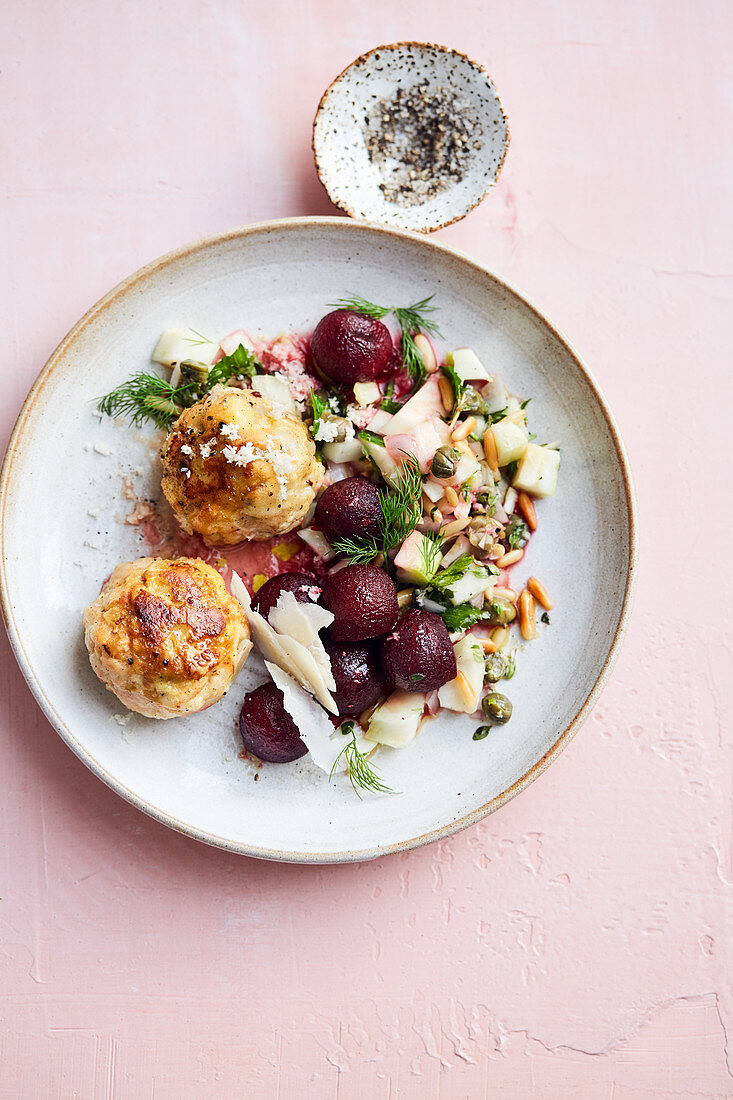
[
  {"left": 0, "top": 217, "right": 636, "bottom": 863},
  {"left": 313, "top": 43, "right": 510, "bottom": 232}
]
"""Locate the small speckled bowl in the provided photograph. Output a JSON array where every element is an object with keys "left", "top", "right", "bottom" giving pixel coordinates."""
[{"left": 313, "top": 42, "right": 510, "bottom": 232}]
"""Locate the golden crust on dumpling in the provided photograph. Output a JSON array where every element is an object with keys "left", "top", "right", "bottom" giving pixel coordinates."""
[
  {"left": 83, "top": 556, "right": 251, "bottom": 719},
  {"left": 159, "top": 386, "right": 323, "bottom": 546}
]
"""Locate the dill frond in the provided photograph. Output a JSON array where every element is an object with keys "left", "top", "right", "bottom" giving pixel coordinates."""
[
  {"left": 97, "top": 373, "right": 196, "bottom": 430},
  {"left": 331, "top": 454, "right": 424, "bottom": 565},
  {"left": 330, "top": 734, "right": 394, "bottom": 798},
  {"left": 330, "top": 294, "right": 442, "bottom": 384}
]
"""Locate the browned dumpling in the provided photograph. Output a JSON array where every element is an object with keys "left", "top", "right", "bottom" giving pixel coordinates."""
[
  {"left": 159, "top": 385, "right": 323, "bottom": 546},
  {"left": 84, "top": 556, "right": 251, "bottom": 719}
]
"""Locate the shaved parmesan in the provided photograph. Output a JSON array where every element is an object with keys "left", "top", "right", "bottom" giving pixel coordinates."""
[
  {"left": 266, "top": 663, "right": 374, "bottom": 776},
  {"left": 266, "top": 663, "right": 342, "bottom": 773},
  {"left": 231, "top": 572, "right": 337, "bottom": 712}
]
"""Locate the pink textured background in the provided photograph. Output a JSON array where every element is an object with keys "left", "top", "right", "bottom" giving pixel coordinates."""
[{"left": 1, "top": 1, "right": 731, "bottom": 1096}]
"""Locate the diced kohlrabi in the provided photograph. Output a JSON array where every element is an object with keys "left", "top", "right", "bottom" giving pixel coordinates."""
[
  {"left": 445, "top": 347, "right": 492, "bottom": 383},
  {"left": 438, "top": 636, "right": 485, "bottom": 713},
  {"left": 492, "top": 417, "right": 528, "bottom": 466},
  {"left": 219, "top": 329, "right": 256, "bottom": 356},
  {"left": 360, "top": 436, "right": 400, "bottom": 484},
  {"left": 482, "top": 375, "right": 509, "bottom": 414},
  {"left": 152, "top": 328, "right": 219, "bottom": 368},
  {"left": 297, "top": 527, "right": 337, "bottom": 560},
  {"left": 365, "top": 691, "right": 427, "bottom": 748},
  {"left": 439, "top": 535, "right": 471, "bottom": 568},
  {"left": 394, "top": 531, "right": 441, "bottom": 586},
  {"left": 454, "top": 452, "right": 482, "bottom": 487},
  {"left": 366, "top": 409, "right": 393, "bottom": 434},
  {"left": 322, "top": 436, "right": 363, "bottom": 463},
  {"left": 382, "top": 377, "right": 443, "bottom": 437},
  {"left": 252, "top": 373, "right": 297, "bottom": 412},
  {"left": 423, "top": 477, "right": 446, "bottom": 503},
  {"left": 512, "top": 443, "right": 560, "bottom": 498},
  {"left": 445, "top": 561, "right": 497, "bottom": 606}
]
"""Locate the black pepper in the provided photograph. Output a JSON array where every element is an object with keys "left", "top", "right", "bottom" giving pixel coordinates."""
[{"left": 364, "top": 81, "right": 482, "bottom": 207}]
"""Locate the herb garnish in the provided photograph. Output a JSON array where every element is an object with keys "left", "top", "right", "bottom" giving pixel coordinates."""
[
  {"left": 505, "top": 517, "right": 529, "bottom": 550},
  {"left": 331, "top": 455, "right": 423, "bottom": 564},
  {"left": 208, "top": 344, "right": 260, "bottom": 386},
  {"left": 98, "top": 343, "right": 261, "bottom": 430},
  {"left": 98, "top": 373, "right": 199, "bottom": 430},
  {"left": 330, "top": 733, "right": 394, "bottom": 797},
  {"left": 439, "top": 603, "right": 491, "bottom": 632},
  {"left": 331, "top": 294, "right": 441, "bottom": 385},
  {"left": 430, "top": 553, "right": 475, "bottom": 593}
]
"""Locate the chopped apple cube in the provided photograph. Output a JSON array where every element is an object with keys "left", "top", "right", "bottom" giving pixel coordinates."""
[
  {"left": 438, "top": 636, "right": 485, "bottom": 713},
  {"left": 365, "top": 691, "right": 427, "bottom": 748},
  {"left": 512, "top": 444, "right": 560, "bottom": 498},
  {"left": 445, "top": 347, "right": 492, "bottom": 383},
  {"left": 152, "top": 328, "right": 219, "bottom": 367},
  {"left": 491, "top": 417, "right": 528, "bottom": 466},
  {"left": 395, "top": 531, "right": 441, "bottom": 586}
]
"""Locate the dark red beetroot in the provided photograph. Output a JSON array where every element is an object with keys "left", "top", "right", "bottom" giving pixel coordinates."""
[
  {"left": 311, "top": 309, "right": 393, "bottom": 385},
  {"left": 380, "top": 609, "right": 457, "bottom": 692},
  {"left": 239, "top": 682, "right": 308, "bottom": 763},
  {"left": 321, "top": 564, "right": 399, "bottom": 642},
  {"left": 325, "top": 641, "right": 384, "bottom": 717},
  {"left": 315, "top": 476, "right": 383, "bottom": 544},
  {"left": 251, "top": 572, "right": 321, "bottom": 620}
]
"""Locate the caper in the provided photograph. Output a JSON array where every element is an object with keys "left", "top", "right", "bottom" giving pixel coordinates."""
[
  {"left": 180, "top": 359, "right": 211, "bottom": 385},
  {"left": 485, "top": 595, "right": 516, "bottom": 626},
  {"left": 473, "top": 726, "right": 492, "bottom": 741},
  {"left": 468, "top": 517, "right": 495, "bottom": 556},
  {"left": 431, "top": 446, "right": 460, "bottom": 480},
  {"left": 484, "top": 652, "right": 506, "bottom": 683},
  {"left": 457, "top": 388, "right": 487, "bottom": 415},
  {"left": 482, "top": 692, "right": 513, "bottom": 724}
]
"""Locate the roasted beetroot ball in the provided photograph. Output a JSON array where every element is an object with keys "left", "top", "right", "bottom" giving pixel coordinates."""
[
  {"left": 315, "top": 476, "right": 383, "bottom": 544},
  {"left": 311, "top": 309, "right": 393, "bottom": 385},
  {"left": 321, "top": 564, "right": 399, "bottom": 642},
  {"left": 325, "top": 641, "right": 384, "bottom": 717},
  {"left": 251, "top": 572, "right": 321, "bottom": 620},
  {"left": 239, "top": 682, "right": 308, "bottom": 763},
  {"left": 380, "top": 609, "right": 457, "bottom": 692}
]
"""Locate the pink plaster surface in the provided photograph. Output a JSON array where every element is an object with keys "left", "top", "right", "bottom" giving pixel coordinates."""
[{"left": 1, "top": 1, "right": 731, "bottom": 1096}]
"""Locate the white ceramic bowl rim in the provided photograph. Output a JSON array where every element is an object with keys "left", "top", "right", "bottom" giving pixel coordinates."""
[
  {"left": 0, "top": 217, "right": 638, "bottom": 862},
  {"left": 312, "top": 42, "right": 511, "bottom": 232}
]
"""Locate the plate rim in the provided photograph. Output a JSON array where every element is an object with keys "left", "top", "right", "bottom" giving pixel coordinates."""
[{"left": 0, "top": 216, "right": 638, "bottom": 863}]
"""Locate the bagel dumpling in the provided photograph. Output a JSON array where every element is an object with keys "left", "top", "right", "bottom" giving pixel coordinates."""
[
  {"left": 84, "top": 556, "right": 251, "bottom": 719},
  {"left": 160, "top": 385, "right": 324, "bottom": 546}
]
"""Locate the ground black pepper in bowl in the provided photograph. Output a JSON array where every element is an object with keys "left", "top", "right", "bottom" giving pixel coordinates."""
[{"left": 364, "top": 82, "right": 483, "bottom": 207}]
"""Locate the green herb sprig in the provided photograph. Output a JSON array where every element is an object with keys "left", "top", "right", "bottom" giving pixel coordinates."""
[
  {"left": 331, "top": 294, "right": 441, "bottom": 385},
  {"left": 430, "top": 553, "right": 475, "bottom": 592},
  {"left": 330, "top": 733, "right": 394, "bottom": 798},
  {"left": 440, "top": 603, "right": 491, "bottom": 632},
  {"left": 98, "top": 373, "right": 199, "bottom": 430},
  {"left": 331, "top": 455, "right": 423, "bottom": 564},
  {"left": 98, "top": 343, "right": 261, "bottom": 430}
]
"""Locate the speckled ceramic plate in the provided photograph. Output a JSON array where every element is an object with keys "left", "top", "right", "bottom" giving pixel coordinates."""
[
  {"left": 313, "top": 43, "right": 510, "bottom": 232},
  {"left": 0, "top": 218, "right": 636, "bottom": 863}
]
